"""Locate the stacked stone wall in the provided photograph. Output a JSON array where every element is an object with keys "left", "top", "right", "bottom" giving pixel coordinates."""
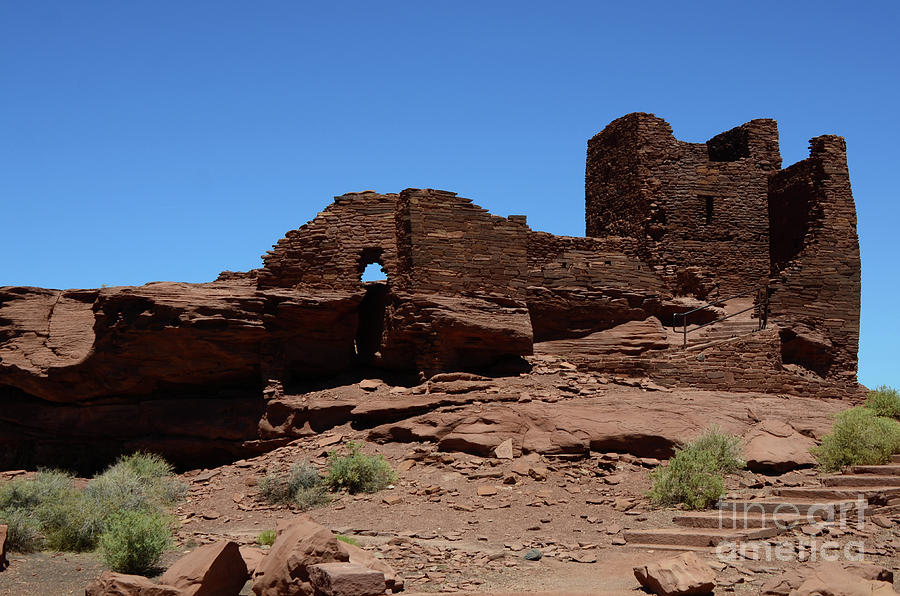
[
  {"left": 767, "top": 136, "right": 860, "bottom": 382},
  {"left": 257, "top": 192, "right": 400, "bottom": 290},
  {"left": 397, "top": 189, "right": 530, "bottom": 297}
]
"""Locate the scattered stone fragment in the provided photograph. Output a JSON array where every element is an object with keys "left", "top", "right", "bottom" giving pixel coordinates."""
[
  {"left": 359, "top": 379, "right": 381, "bottom": 392},
  {"left": 494, "top": 438, "right": 514, "bottom": 459},
  {"left": 523, "top": 548, "right": 542, "bottom": 561}
]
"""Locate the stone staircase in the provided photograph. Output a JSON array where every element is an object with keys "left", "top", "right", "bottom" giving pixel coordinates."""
[
  {"left": 672, "top": 296, "right": 764, "bottom": 351},
  {"left": 683, "top": 319, "right": 761, "bottom": 350},
  {"left": 624, "top": 454, "right": 900, "bottom": 550}
]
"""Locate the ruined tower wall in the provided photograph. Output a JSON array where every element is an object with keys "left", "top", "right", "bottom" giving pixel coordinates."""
[
  {"left": 585, "top": 113, "right": 778, "bottom": 297},
  {"left": 256, "top": 192, "right": 400, "bottom": 290},
  {"left": 767, "top": 136, "right": 861, "bottom": 382}
]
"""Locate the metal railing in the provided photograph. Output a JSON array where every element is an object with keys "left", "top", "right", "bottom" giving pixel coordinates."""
[{"left": 672, "top": 286, "right": 769, "bottom": 349}]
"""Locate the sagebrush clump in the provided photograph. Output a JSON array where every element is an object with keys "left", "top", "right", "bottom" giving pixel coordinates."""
[
  {"left": 257, "top": 442, "right": 397, "bottom": 508},
  {"left": 325, "top": 441, "right": 397, "bottom": 494},
  {"left": 812, "top": 406, "right": 900, "bottom": 472},
  {"left": 0, "top": 451, "right": 183, "bottom": 571},
  {"left": 259, "top": 461, "right": 329, "bottom": 510},
  {"left": 648, "top": 427, "right": 745, "bottom": 510},
  {"left": 99, "top": 509, "right": 172, "bottom": 574}
]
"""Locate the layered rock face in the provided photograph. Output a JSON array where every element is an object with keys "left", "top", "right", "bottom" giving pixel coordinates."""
[{"left": 0, "top": 280, "right": 363, "bottom": 470}]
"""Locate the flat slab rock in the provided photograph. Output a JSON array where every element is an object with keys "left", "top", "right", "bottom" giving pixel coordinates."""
[
  {"left": 368, "top": 389, "right": 843, "bottom": 465},
  {"left": 307, "top": 562, "right": 386, "bottom": 596}
]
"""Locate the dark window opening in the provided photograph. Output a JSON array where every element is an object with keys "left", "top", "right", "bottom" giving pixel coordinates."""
[{"left": 704, "top": 196, "right": 714, "bottom": 225}]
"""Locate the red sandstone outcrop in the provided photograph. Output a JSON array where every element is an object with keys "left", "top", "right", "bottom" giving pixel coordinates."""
[{"left": 367, "top": 390, "right": 844, "bottom": 466}]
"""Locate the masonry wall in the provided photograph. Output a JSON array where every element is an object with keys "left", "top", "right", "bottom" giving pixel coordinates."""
[
  {"left": 585, "top": 113, "right": 778, "bottom": 297},
  {"left": 524, "top": 232, "right": 671, "bottom": 340},
  {"left": 397, "top": 188, "right": 530, "bottom": 297},
  {"left": 767, "top": 136, "right": 861, "bottom": 382},
  {"left": 257, "top": 192, "right": 400, "bottom": 290}
]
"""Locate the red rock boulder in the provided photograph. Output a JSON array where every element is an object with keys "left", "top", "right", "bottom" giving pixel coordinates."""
[
  {"left": 158, "top": 540, "right": 248, "bottom": 596},
  {"left": 633, "top": 552, "right": 716, "bottom": 595},
  {"left": 251, "top": 516, "right": 348, "bottom": 596}
]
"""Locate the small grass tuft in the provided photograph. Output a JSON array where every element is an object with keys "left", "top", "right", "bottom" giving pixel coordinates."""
[
  {"left": 257, "top": 529, "right": 276, "bottom": 547},
  {"left": 324, "top": 441, "right": 397, "bottom": 494},
  {"left": 648, "top": 426, "right": 745, "bottom": 510},
  {"left": 336, "top": 534, "right": 359, "bottom": 547}
]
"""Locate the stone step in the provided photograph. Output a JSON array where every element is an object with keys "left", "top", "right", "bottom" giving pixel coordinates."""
[
  {"left": 822, "top": 475, "right": 900, "bottom": 487},
  {"left": 623, "top": 527, "right": 778, "bottom": 548},
  {"left": 850, "top": 464, "right": 900, "bottom": 476},
  {"left": 773, "top": 486, "right": 900, "bottom": 501},
  {"left": 672, "top": 511, "right": 805, "bottom": 530},
  {"left": 717, "top": 499, "right": 859, "bottom": 517}
]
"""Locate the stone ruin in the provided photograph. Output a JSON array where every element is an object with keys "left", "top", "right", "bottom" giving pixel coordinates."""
[{"left": 0, "top": 113, "right": 861, "bottom": 470}]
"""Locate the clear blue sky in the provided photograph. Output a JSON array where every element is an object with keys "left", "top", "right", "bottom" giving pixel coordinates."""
[{"left": 2, "top": 2, "right": 897, "bottom": 388}]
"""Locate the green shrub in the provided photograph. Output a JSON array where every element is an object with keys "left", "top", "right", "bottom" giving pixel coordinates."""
[
  {"left": 257, "top": 529, "right": 276, "bottom": 546},
  {"left": 258, "top": 462, "right": 329, "bottom": 510},
  {"left": 648, "top": 427, "right": 745, "bottom": 510},
  {"left": 336, "top": 534, "right": 359, "bottom": 546},
  {"left": 812, "top": 407, "right": 900, "bottom": 472},
  {"left": 324, "top": 441, "right": 397, "bottom": 494},
  {"left": 0, "top": 508, "right": 43, "bottom": 553},
  {"left": 866, "top": 386, "right": 900, "bottom": 418},
  {"left": 99, "top": 510, "right": 172, "bottom": 575},
  {"left": 0, "top": 452, "right": 182, "bottom": 558},
  {"left": 35, "top": 491, "right": 104, "bottom": 552}
]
